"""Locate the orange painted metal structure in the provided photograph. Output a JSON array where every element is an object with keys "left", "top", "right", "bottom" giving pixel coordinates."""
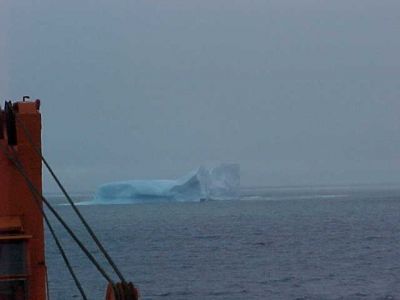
[
  {"left": 0, "top": 101, "right": 46, "bottom": 300},
  {"left": 0, "top": 100, "right": 140, "bottom": 300}
]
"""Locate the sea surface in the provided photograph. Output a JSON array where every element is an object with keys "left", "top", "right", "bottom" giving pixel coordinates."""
[{"left": 45, "top": 186, "right": 400, "bottom": 300}]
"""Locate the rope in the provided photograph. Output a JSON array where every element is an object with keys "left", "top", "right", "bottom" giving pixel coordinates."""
[
  {"left": 44, "top": 211, "right": 88, "bottom": 300},
  {"left": 0, "top": 142, "right": 88, "bottom": 299},
  {"left": 45, "top": 266, "right": 50, "bottom": 300},
  {"left": 0, "top": 142, "right": 115, "bottom": 284},
  {"left": 14, "top": 113, "right": 127, "bottom": 283}
]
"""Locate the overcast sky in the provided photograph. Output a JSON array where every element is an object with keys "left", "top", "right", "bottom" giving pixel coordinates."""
[{"left": 1, "top": 0, "right": 400, "bottom": 192}]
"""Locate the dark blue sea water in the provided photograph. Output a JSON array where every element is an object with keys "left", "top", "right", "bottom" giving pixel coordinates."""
[{"left": 46, "top": 186, "right": 400, "bottom": 299}]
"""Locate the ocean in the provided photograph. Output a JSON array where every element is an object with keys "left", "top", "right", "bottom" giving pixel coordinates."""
[{"left": 45, "top": 186, "right": 400, "bottom": 299}]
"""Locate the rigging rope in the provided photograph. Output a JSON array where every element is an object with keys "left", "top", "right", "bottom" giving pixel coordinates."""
[
  {"left": 0, "top": 142, "right": 88, "bottom": 299},
  {"left": 0, "top": 142, "right": 115, "bottom": 285},
  {"left": 45, "top": 266, "right": 50, "bottom": 300},
  {"left": 14, "top": 112, "right": 127, "bottom": 283},
  {"left": 43, "top": 208, "right": 89, "bottom": 300}
]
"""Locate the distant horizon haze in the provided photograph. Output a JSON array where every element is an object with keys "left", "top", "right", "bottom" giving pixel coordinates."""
[{"left": 1, "top": 0, "right": 399, "bottom": 193}]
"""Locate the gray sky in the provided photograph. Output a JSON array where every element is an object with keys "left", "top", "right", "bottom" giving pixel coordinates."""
[{"left": 1, "top": 0, "right": 400, "bottom": 192}]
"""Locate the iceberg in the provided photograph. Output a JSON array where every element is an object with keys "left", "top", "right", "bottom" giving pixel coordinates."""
[{"left": 93, "top": 164, "right": 240, "bottom": 204}]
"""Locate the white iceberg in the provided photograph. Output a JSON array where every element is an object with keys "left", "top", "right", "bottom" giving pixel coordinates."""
[{"left": 93, "top": 164, "right": 240, "bottom": 203}]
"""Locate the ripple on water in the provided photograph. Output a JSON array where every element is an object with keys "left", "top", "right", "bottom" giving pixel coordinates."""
[{"left": 46, "top": 190, "right": 400, "bottom": 299}]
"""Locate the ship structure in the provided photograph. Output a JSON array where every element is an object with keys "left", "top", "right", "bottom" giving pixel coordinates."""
[
  {"left": 0, "top": 100, "right": 45, "bottom": 299},
  {"left": 0, "top": 99, "right": 139, "bottom": 300}
]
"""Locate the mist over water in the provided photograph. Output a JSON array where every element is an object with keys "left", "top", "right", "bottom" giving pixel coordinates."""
[
  {"left": 2, "top": 0, "right": 400, "bottom": 192},
  {"left": 46, "top": 186, "right": 400, "bottom": 299}
]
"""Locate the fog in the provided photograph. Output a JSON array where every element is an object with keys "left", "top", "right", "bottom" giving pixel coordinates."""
[{"left": 1, "top": 0, "right": 399, "bottom": 192}]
